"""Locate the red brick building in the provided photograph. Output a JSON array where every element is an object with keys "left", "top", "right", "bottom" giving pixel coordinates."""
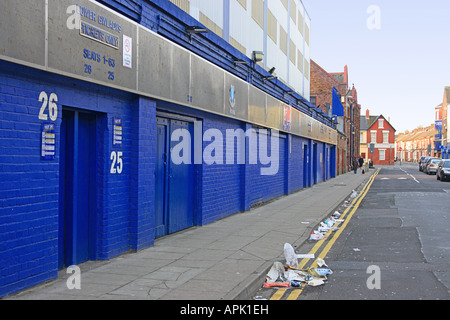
[
  {"left": 310, "top": 60, "right": 361, "bottom": 174},
  {"left": 365, "top": 113, "right": 396, "bottom": 165},
  {"left": 396, "top": 125, "right": 435, "bottom": 162}
]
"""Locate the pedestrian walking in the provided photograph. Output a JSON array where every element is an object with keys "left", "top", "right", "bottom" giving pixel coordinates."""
[
  {"left": 358, "top": 156, "right": 364, "bottom": 169},
  {"left": 353, "top": 158, "right": 358, "bottom": 174}
]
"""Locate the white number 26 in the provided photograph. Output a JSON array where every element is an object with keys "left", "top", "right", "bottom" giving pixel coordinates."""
[{"left": 39, "top": 91, "right": 59, "bottom": 121}]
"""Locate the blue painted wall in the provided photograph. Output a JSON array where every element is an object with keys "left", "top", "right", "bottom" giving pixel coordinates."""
[
  {"left": 0, "top": 0, "right": 338, "bottom": 297},
  {"left": 0, "top": 60, "right": 156, "bottom": 296}
]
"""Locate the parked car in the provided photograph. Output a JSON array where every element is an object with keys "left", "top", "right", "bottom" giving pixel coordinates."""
[
  {"left": 421, "top": 157, "right": 433, "bottom": 173},
  {"left": 425, "top": 159, "right": 441, "bottom": 175},
  {"left": 424, "top": 157, "right": 440, "bottom": 174},
  {"left": 419, "top": 156, "right": 430, "bottom": 172},
  {"left": 437, "top": 159, "right": 450, "bottom": 181}
]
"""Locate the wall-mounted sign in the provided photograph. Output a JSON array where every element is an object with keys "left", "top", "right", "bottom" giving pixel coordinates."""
[
  {"left": 113, "top": 118, "right": 123, "bottom": 147},
  {"left": 122, "top": 35, "right": 133, "bottom": 68},
  {"left": 41, "top": 123, "right": 56, "bottom": 161},
  {"left": 283, "top": 105, "right": 291, "bottom": 132}
]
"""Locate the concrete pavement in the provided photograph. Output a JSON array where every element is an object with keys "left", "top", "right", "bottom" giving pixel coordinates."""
[{"left": 4, "top": 169, "right": 372, "bottom": 300}]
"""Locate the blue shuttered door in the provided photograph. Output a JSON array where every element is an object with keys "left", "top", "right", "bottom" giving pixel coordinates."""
[
  {"left": 59, "top": 110, "right": 97, "bottom": 269},
  {"left": 155, "top": 119, "right": 169, "bottom": 238},
  {"left": 155, "top": 117, "right": 194, "bottom": 238},
  {"left": 168, "top": 120, "right": 194, "bottom": 234}
]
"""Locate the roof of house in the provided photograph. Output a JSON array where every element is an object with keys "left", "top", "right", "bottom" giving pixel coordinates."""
[
  {"left": 395, "top": 125, "right": 434, "bottom": 143},
  {"left": 445, "top": 87, "right": 450, "bottom": 104},
  {"left": 367, "top": 114, "right": 396, "bottom": 132},
  {"left": 360, "top": 116, "right": 368, "bottom": 131}
]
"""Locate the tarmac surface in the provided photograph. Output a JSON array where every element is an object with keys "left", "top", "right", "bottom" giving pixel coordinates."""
[{"left": 3, "top": 168, "right": 371, "bottom": 300}]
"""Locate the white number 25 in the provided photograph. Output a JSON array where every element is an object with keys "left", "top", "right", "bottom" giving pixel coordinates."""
[{"left": 110, "top": 151, "right": 123, "bottom": 174}]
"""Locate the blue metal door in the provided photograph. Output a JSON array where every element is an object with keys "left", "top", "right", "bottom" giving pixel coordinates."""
[
  {"left": 155, "top": 117, "right": 194, "bottom": 238},
  {"left": 303, "top": 144, "right": 308, "bottom": 188},
  {"left": 168, "top": 120, "right": 194, "bottom": 234},
  {"left": 59, "top": 110, "right": 97, "bottom": 269},
  {"left": 155, "top": 118, "right": 169, "bottom": 238},
  {"left": 313, "top": 143, "right": 318, "bottom": 185},
  {"left": 330, "top": 146, "right": 336, "bottom": 178}
]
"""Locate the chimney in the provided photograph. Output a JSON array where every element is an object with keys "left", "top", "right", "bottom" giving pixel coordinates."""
[{"left": 366, "top": 109, "right": 370, "bottom": 120}]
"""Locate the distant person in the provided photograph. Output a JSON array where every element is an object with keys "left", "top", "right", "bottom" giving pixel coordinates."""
[
  {"left": 353, "top": 158, "right": 358, "bottom": 174},
  {"left": 358, "top": 156, "right": 364, "bottom": 169}
]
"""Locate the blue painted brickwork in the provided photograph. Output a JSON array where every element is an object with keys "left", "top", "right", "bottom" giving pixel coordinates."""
[
  {"left": 1, "top": 63, "right": 60, "bottom": 296},
  {"left": 200, "top": 116, "right": 243, "bottom": 226},
  {"left": 288, "top": 136, "right": 308, "bottom": 194},
  {"left": 248, "top": 132, "right": 287, "bottom": 207},
  {"left": 0, "top": 0, "right": 338, "bottom": 298},
  {"left": 0, "top": 60, "right": 155, "bottom": 297},
  {"left": 154, "top": 101, "right": 245, "bottom": 226},
  {"left": 316, "top": 141, "right": 325, "bottom": 184},
  {"left": 129, "top": 97, "right": 156, "bottom": 252}
]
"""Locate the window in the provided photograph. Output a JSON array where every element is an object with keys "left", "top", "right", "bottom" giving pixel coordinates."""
[
  {"left": 237, "top": 0, "right": 247, "bottom": 10},
  {"left": 371, "top": 131, "right": 377, "bottom": 143},
  {"left": 290, "top": 0, "right": 297, "bottom": 22},
  {"left": 289, "top": 38, "right": 296, "bottom": 64},
  {"left": 304, "top": 24, "right": 310, "bottom": 45},
  {"left": 298, "top": 10, "right": 303, "bottom": 34},
  {"left": 297, "top": 50, "right": 303, "bottom": 72},
  {"left": 169, "top": 0, "right": 190, "bottom": 13},
  {"left": 379, "top": 149, "right": 386, "bottom": 160},
  {"left": 383, "top": 131, "right": 389, "bottom": 144},
  {"left": 267, "top": 9, "right": 277, "bottom": 43},
  {"left": 304, "top": 58, "right": 310, "bottom": 80},
  {"left": 280, "top": 26, "right": 287, "bottom": 55},
  {"left": 378, "top": 119, "right": 384, "bottom": 128},
  {"left": 251, "top": 0, "right": 264, "bottom": 29}
]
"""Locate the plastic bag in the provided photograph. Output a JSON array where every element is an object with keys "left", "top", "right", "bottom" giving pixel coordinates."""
[
  {"left": 266, "top": 262, "right": 286, "bottom": 282},
  {"left": 309, "top": 232, "right": 325, "bottom": 241},
  {"left": 315, "top": 268, "right": 333, "bottom": 276},
  {"left": 284, "top": 243, "right": 298, "bottom": 269}
]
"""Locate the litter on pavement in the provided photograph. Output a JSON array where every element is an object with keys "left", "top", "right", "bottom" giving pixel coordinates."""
[
  {"left": 284, "top": 243, "right": 299, "bottom": 269},
  {"left": 308, "top": 213, "right": 344, "bottom": 241},
  {"left": 262, "top": 203, "right": 351, "bottom": 291},
  {"left": 261, "top": 189, "right": 362, "bottom": 292},
  {"left": 263, "top": 244, "right": 334, "bottom": 289}
]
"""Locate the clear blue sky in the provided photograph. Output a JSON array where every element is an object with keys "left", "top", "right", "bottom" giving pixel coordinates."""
[{"left": 303, "top": 0, "right": 450, "bottom": 133}]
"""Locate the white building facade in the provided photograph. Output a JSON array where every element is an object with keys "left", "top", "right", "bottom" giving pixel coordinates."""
[{"left": 170, "top": 0, "right": 311, "bottom": 100}]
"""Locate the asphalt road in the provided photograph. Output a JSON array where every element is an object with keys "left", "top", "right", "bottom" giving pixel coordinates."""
[{"left": 256, "top": 163, "right": 450, "bottom": 300}]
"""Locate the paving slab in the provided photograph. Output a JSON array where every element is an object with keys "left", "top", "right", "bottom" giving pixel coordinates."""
[{"left": 3, "top": 170, "right": 371, "bottom": 300}]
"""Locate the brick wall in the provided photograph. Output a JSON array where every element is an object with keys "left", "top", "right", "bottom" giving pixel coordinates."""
[
  {"left": 310, "top": 60, "right": 341, "bottom": 114},
  {"left": 367, "top": 116, "right": 396, "bottom": 165},
  {"left": 200, "top": 116, "right": 243, "bottom": 225},
  {"left": 0, "top": 60, "right": 151, "bottom": 297}
]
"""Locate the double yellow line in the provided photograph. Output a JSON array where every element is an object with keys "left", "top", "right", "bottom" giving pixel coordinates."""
[{"left": 270, "top": 169, "right": 380, "bottom": 300}]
